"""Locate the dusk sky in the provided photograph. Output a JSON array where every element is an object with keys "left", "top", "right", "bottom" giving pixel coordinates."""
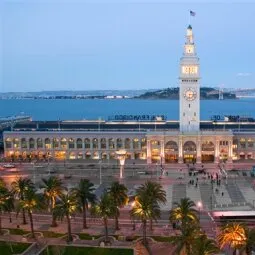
[{"left": 1, "top": 0, "right": 255, "bottom": 92}]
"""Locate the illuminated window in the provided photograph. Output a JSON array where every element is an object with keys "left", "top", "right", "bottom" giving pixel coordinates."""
[
  {"left": 133, "top": 138, "right": 139, "bottom": 149},
  {"left": 125, "top": 138, "right": 131, "bottom": 149},
  {"left": 92, "top": 138, "right": 98, "bottom": 149},
  {"left": 108, "top": 138, "right": 115, "bottom": 149},
  {"left": 53, "top": 138, "right": 59, "bottom": 149},
  {"left": 29, "top": 138, "right": 35, "bottom": 149},
  {"left": 37, "top": 138, "right": 43, "bottom": 149},
  {"left": 141, "top": 138, "right": 146, "bottom": 149},
  {"left": 100, "top": 138, "right": 106, "bottom": 149},
  {"left": 68, "top": 138, "right": 75, "bottom": 149},
  {"left": 5, "top": 138, "right": 12, "bottom": 149},
  {"left": 60, "top": 138, "right": 67, "bottom": 149},
  {"left": 45, "top": 138, "right": 51, "bottom": 149},
  {"left": 247, "top": 138, "right": 254, "bottom": 148}
]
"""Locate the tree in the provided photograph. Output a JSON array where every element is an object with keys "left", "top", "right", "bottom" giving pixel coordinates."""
[
  {"left": 91, "top": 191, "right": 116, "bottom": 243},
  {"left": 72, "top": 179, "right": 96, "bottom": 229},
  {"left": 192, "top": 233, "right": 220, "bottom": 255},
  {"left": 11, "top": 178, "right": 34, "bottom": 224},
  {"left": 170, "top": 223, "right": 200, "bottom": 255},
  {"left": 0, "top": 179, "right": 13, "bottom": 233},
  {"left": 240, "top": 227, "right": 255, "bottom": 255},
  {"left": 108, "top": 181, "right": 128, "bottom": 230},
  {"left": 217, "top": 222, "right": 246, "bottom": 255},
  {"left": 19, "top": 188, "right": 44, "bottom": 238},
  {"left": 53, "top": 192, "right": 78, "bottom": 243},
  {"left": 41, "top": 176, "right": 65, "bottom": 227},
  {"left": 137, "top": 181, "right": 166, "bottom": 231},
  {"left": 130, "top": 191, "right": 160, "bottom": 245},
  {"left": 169, "top": 197, "right": 198, "bottom": 232}
]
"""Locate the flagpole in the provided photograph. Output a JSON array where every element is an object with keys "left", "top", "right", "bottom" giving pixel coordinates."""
[{"left": 189, "top": 10, "right": 191, "bottom": 25}]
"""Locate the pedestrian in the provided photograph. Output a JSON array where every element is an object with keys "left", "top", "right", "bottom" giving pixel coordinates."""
[
  {"left": 195, "top": 182, "right": 198, "bottom": 188},
  {"left": 222, "top": 192, "right": 224, "bottom": 196}
]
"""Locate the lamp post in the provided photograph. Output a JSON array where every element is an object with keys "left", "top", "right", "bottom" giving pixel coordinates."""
[
  {"left": 197, "top": 201, "right": 202, "bottom": 220},
  {"left": 99, "top": 160, "right": 102, "bottom": 185},
  {"left": 115, "top": 150, "right": 127, "bottom": 182}
]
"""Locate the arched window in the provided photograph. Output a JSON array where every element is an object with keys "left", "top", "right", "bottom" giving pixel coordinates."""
[
  {"left": 37, "top": 138, "right": 43, "bottom": 149},
  {"left": 45, "top": 138, "right": 51, "bottom": 149},
  {"left": 76, "top": 138, "right": 83, "bottom": 149},
  {"left": 108, "top": 138, "right": 115, "bottom": 149},
  {"left": 68, "top": 138, "right": 75, "bottom": 149},
  {"left": 125, "top": 138, "right": 130, "bottom": 149},
  {"left": 13, "top": 138, "right": 20, "bottom": 148},
  {"left": 239, "top": 138, "right": 246, "bottom": 149},
  {"left": 133, "top": 138, "right": 139, "bottom": 149},
  {"left": 117, "top": 138, "right": 122, "bottom": 149},
  {"left": 85, "top": 138, "right": 90, "bottom": 149},
  {"left": 5, "top": 138, "right": 12, "bottom": 149},
  {"left": 29, "top": 138, "right": 35, "bottom": 149},
  {"left": 60, "top": 138, "right": 67, "bottom": 149},
  {"left": 141, "top": 138, "right": 146, "bottom": 149},
  {"left": 53, "top": 138, "right": 59, "bottom": 149},
  {"left": 21, "top": 138, "right": 27, "bottom": 149},
  {"left": 92, "top": 138, "right": 98, "bottom": 149},
  {"left": 101, "top": 138, "right": 106, "bottom": 149},
  {"left": 247, "top": 138, "right": 254, "bottom": 148}
]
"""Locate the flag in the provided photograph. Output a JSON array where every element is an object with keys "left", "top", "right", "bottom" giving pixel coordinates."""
[{"left": 190, "top": 10, "right": 196, "bottom": 16}]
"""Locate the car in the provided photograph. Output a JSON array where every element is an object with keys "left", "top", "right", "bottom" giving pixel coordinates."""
[{"left": 3, "top": 164, "right": 15, "bottom": 168}]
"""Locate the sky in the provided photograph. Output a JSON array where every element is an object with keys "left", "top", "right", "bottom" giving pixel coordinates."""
[{"left": 1, "top": 0, "right": 255, "bottom": 92}]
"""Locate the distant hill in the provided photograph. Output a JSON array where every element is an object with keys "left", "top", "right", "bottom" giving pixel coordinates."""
[{"left": 135, "top": 87, "right": 236, "bottom": 100}]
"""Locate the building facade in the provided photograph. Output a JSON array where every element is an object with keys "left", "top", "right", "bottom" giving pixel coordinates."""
[{"left": 3, "top": 25, "right": 255, "bottom": 164}]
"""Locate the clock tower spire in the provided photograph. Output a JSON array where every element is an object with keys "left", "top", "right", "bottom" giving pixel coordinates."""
[{"left": 179, "top": 25, "right": 200, "bottom": 132}]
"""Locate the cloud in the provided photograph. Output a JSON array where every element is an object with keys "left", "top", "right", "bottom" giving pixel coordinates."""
[{"left": 236, "top": 72, "right": 252, "bottom": 77}]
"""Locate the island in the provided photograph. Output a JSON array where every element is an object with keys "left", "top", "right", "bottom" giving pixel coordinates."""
[{"left": 135, "top": 87, "right": 236, "bottom": 100}]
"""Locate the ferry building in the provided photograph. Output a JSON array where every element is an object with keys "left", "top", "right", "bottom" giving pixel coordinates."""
[{"left": 3, "top": 25, "right": 255, "bottom": 164}]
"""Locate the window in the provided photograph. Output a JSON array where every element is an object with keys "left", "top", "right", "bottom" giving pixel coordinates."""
[
  {"left": 37, "top": 138, "right": 43, "bottom": 149},
  {"left": 84, "top": 138, "right": 90, "bottom": 149},
  {"left": 5, "top": 138, "right": 12, "bottom": 149},
  {"left": 45, "top": 138, "right": 51, "bottom": 149},
  {"left": 68, "top": 138, "right": 75, "bottom": 149},
  {"left": 77, "top": 138, "right": 83, "bottom": 149}
]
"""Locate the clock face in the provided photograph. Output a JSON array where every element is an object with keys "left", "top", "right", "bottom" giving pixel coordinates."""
[
  {"left": 184, "top": 88, "right": 197, "bottom": 101},
  {"left": 182, "top": 65, "right": 198, "bottom": 74}
]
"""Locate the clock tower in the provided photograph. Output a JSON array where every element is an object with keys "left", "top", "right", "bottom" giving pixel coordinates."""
[{"left": 179, "top": 25, "right": 200, "bottom": 132}]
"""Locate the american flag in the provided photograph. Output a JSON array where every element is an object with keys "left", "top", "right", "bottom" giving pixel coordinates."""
[{"left": 190, "top": 10, "right": 196, "bottom": 16}]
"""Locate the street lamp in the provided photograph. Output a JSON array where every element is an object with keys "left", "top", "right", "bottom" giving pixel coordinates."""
[
  {"left": 99, "top": 160, "right": 102, "bottom": 185},
  {"left": 115, "top": 150, "right": 127, "bottom": 182},
  {"left": 197, "top": 201, "right": 202, "bottom": 220}
]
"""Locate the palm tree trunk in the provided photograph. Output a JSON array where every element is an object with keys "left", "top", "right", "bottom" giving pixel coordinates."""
[
  {"left": 115, "top": 215, "right": 119, "bottom": 230},
  {"left": 0, "top": 213, "right": 2, "bottom": 234},
  {"left": 22, "top": 208, "right": 27, "bottom": 224},
  {"left": 8, "top": 211, "right": 12, "bottom": 223},
  {"left": 104, "top": 218, "right": 108, "bottom": 242},
  {"left": 150, "top": 219, "right": 153, "bottom": 231},
  {"left": 66, "top": 213, "right": 73, "bottom": 242},
  {"left": 51, "top": 211, "right": 57, "bottom": 227},
  {"left": 142, "top": 220, "right": 147, "bottom": 245},
  {"left": 83, "top": 203, "right": 87, "bottom": 229},
  {"left": 28, "top": 211, "right": 35, "bottom": 238}
]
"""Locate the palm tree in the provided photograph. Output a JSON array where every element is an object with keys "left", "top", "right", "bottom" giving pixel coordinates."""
[
  {"left": 11, "top": 177, "right": 34, "bottom": 224},
  {"left": 91, "top": 191, "right": 116, "bottom": 243},
  {"left": 71, "top": 179, "right": 96, "bottom": 229},
  {"left": 0, "top": 179, "right": 12, "bottom": 233},
  {"left": 170, "top": 223, "right": 200, "bottom": 255},
  {"left": 19, "top": 188, "right": 44, "bottom": 238},
  {"left": 108, "top": 181, "right": 128, "bottom": 230},
  {"left": 130, "top": 191, "right": 160, "bottom": 245},
  {"left": 41, "top": 176, "right": 65, "bottom": 227},
  {"left": 217, "top": 222, "right": 246, "bottom": 255},
  {"left": 240, "top": 227, "right": 255, "bottom": 255},
  {"left": 137, "top": 181, "right": 166, "bottom": 231},
  {"left": 169, "top": 197, "right": 198, "bottom": 232},
  {"left": 192, "top": 233, "right": 220, "bottom": 255},
  {"left": 53, "top": 192, "right": 78, "bottom": 243}
]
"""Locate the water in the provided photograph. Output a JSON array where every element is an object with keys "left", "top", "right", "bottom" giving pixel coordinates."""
[{"left": 0, "top": 98, "right": 254, "bottom": 121}]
